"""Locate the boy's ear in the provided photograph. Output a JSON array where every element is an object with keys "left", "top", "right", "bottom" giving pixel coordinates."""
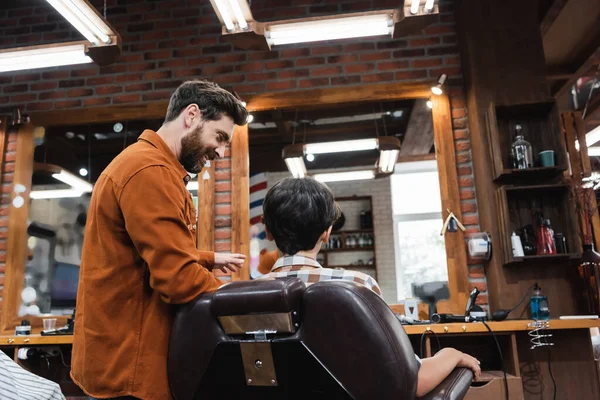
[
  {"left": 265, "top": 226, "right": 274, "bottom": 241},
  {"left": 321, "top": 226, "right": 333, "bottom": 243}
]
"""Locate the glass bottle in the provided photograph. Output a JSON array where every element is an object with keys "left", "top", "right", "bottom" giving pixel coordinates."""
[
  {"left": 578, "top": 244, "right": 600, "bottom": 315},
  {"left": 536, "top": 218, "right": 556, "bottom": 255},
  {"left": 530, "top": 283, "right": 550, "bottom": 320},
  {"left": 511, "top": 125, "right": 534, "bottom": 169}
]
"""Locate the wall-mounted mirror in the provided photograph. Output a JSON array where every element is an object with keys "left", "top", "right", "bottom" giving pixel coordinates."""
[{"left": 247, "top": 97, "right": 450, "bottom": 305}]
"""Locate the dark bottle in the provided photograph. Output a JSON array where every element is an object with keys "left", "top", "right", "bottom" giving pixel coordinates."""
[{"left": 519, "top": 226, "right": 537, "bottom": 256}]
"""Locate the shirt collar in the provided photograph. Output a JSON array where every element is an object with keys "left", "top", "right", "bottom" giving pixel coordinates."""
[
  {"left": 271, "top": 255, "right": 323, "bottom": 272},
  {"left": 138, "top": 130, "right": 191, "bottom": 184}
]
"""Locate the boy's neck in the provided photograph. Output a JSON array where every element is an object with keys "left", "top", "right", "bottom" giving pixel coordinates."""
[{"left": 293, "top": 249, "right": 319, "bottom": 260}]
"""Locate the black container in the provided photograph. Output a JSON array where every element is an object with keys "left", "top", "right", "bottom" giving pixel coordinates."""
[{"left": 555, "top": 233, "right": 568, "bottom": 254}]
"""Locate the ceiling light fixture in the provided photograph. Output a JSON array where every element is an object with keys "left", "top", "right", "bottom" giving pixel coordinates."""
[
  {"left": 265, "top": 13, "right": 394, "bottom": 46},
  {"left": 410, "top": 0, "right": 420, "bottom": 15},
  {"left": 314, "top": 170, "right": 376, "bottom": 183},
  {"left": 575, "top": 124, "right": 600, "bottom": 150},
  {"left": 426, "top": 98, "right": 433, "bottom": 109},
  {"left": 30, "top": 189, "right": 88, "bottom": 200},
  {"left": 46, "top": 0, "right": 115, "bottom": 45},
  {"left": 306, "top": 153, "right": 315, "bottom": 162},
  {"left": 210, "top": 0, "right": 253, "bottom": 32},
  {"left": 0, "top": 42, "right": 92, "bottom": 73},
  {"left": 431, "top": 73, "right": 447, "bottom": 95},
  {"left": 304, "top": 138, "right": 378, "bottom": 155},
  {"left": 30, "top": 163, "right": 93, "bottom": 200},
  {"left": 424, "top": 0, "right": 435, "bottom": 12},
  {"left": 79, "top": 167, "right": 88, "bottom": 177}
]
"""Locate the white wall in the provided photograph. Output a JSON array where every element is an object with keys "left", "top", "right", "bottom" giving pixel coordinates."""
[{"left": 267, "top": 171, "right": 397, "bottom": 302}]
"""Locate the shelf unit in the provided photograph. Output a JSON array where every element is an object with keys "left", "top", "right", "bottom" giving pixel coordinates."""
[
  {"left": 485, "top": 101, "right": 568, "bottom": 183},
  {"left": 320, "top": 196, "right": 377, "bottom": 279},
  {"left": 495, "top": 183, "right": 581, "bottom": 266}
]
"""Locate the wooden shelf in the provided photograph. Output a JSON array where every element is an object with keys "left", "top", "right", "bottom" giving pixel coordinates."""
[
  {"left": 331, "top": 229, "right": 374, "bottom": 234},
  {"left": 330, "top": 264, "right": 376, "bottom": 269},
  {"left": 505, "top": 253, "right": 581, "bottom": 266},
  {"left": 322, "top": 247, "right": 374, "bottom": 253},
  {"left": 493, "top": 166, "right": 567, "bottom": 183},
  {"left": 0, "top": 334, "right": 73, "bottom": 347}
]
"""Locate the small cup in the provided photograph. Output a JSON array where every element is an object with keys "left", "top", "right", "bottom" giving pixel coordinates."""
[
  {"left": 539, "top": 150, "right": 555, "bottom": 167},
  {"left": 404, "top": 298, "right": 419, "bottom": 320},
  {"left": 43, "top": 318, "right": 57, "bottom": 331}
]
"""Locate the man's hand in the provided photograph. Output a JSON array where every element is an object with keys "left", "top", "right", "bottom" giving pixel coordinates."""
[
  {"left": 214, "top": 253, "right": 246, "bottom": 273},
  {"left": 457, "top": 351, "right": 481, "bottom": 380}
]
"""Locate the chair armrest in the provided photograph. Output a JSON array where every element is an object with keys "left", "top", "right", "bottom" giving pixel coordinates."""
[{"left": 416, "top": 367, "right": 474, "bottom": 400}]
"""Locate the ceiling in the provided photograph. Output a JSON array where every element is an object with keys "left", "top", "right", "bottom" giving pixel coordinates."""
[{"left": 33, "top": 98, "right": 433, "bottom": 184}]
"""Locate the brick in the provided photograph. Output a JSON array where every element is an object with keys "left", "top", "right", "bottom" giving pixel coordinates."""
[
  {"left": 470, "top": 281, "right": 487, "bottom": 293},
  {"left": 280, "top": 48, "right": 311, "bottom": 58},
  {"left": 455, "top": 141, "right": 470, "bottom": 152},
  {"left": 456, "top": 153, "right": 471, "bottom": 164},
  {"left": 327, "top": 54, "right": 358, "bottom": 64},
  {"left": 412, "top": 58, "right": 443, "bottom": 68},
  {"left": 215, "top": 193, "right": 231, "bottom": 204},
  {"left": 39, "top": 91, "right": 65, "bottom": 100},
  {"left": 159, "top": 59, "right": 188, "bottom": 68},
  {"left": 214, "top": 242, "right": 231, "bottom": 252},
  {"left": 362, "top": 72, "right": 395, "bottom": 83},
  {"left": 234, "top": 83, "right": 265, "bottom": 94},
  {"left": 202, "top": 45, "right": 232, "bottom": 55},
  {"left": 155, "top": 80, "right": 183, "bottom": 90},
  {"left": 452, "top": 108, "right": 466, "bottom": 119},
  {"left": 116, "top": 73, "right": 143, "bottom": 83},
  {"left": 311, "top": 45, "right": 343, "bottom": 55},
  {"left": 120, "top": 54, "right": 145, "bottom": 64},
  {"left": 43, "top": 31, "right": 70, "bottom": 41},
  {"left": 279, "top": 69, "right": 310, "bottom": 79},
  {"left": 42, "top": 70, "right": 69, "bottom": 80},
  {"left": 247, "top": 51, "right": 280, "bottom": 61},
  {"left": 427, "top": 46, "right": 459, "bottom": 56},
  {"left": 58, "top": 79, "right": 85, "bottom": 88},
  {"left": 55, "top": 100, "right": 82, "bottom": 109},
  {"left": 393, "top": 49, "right": 430, "bottom": 60},
  {"left": 378, "top": 61, "right": 410, "bottom": 71},
  {"left": 312, "top": 66, "right": 343, "bottom": 76},
  {"left": 87, "top": 76, "right": 114, "bottom": 86},
  {"left": 129, "top": 62, "right": 156, "bottom": 72},
  {"left": 26, "top": 102, "right": 53, "bottom": 112},
  {"left": 344, "top": 64, "right": 375, "bottom": 74},
  {"left": 83, "top": 97, "right": 111, "bottom": 107},
  {"left": 215, "top": 229, "right": 232, "bottom": 240},
  {"left": 144, "top": 50, "right": 172, "bottom": 60},
  {"left": 143, "top": 91, "right": 172, "bottom": 101},
  {"left": 99, "top": 65, "right": 128, "bottom": 75},
  {"left": 144, "top": 70, "right": 172, "bottom": 80},
  {"left": 67, "top": 88, "right": 93, "bottom": 97},
  {"left": 14, "top": 73, "right": 40, "bottom": 83},
  {"left": 299, "top": 78, "right": 329, "bottom": 88},
  {"left": 215, "top": 159, "right": 231, "bottom": 169},
  {"left": 443, "top": 35, "right": 458, "bottom": 44},
  {"left": 174, "top": 68, "right": 204, "bottom": 78},
  {"left": 247, "top": 72, "right": 277, "bottom": 82},
  {"left": 129, "top": 43, "right": 157, "bottom": 53},
  {"left": 216, "top": 181, "right": 232, "bottom": 192},
  {"left": 343, "top": 43, "right": 375, "bottom": 52},
  {"left": 113, "top": 94, "right": 141, "bottom": 104},
  {"left": 295, "top": 57, "right": 325, "bottom": 67},
  {"left": 468, "top": 266, "right": 485, "bottom": 279},
  {"left": 266, "top": 80, "right": 297, "bottom": 91},
  {"left": 461, "top": 202, "right": 477, "bottom": 214},
  {"left": 266, "top": 60, "right": 294, "bottom": 70},
  {"left": 360, "top": 52, "right": 391, "bottom": 62},
  {"left": 395, "top": 70, "right": 428, "bottom": 80},
  {"left": 331, "top": 76, "right": 361, "bottom": 85},
  {"left": 3, "top": 84, "right": 27, "bottom": 94},
  {"left": 462, "top": 215, "right": 478, "bottom": 225},
  {"left": 235, "top": 62, "right": 264, "bottom": 73},
  {"left": 215, "top": 74, "right": 245, "bottom": 84},
  {"left": 158, "top": 39, "right": 187, "bottom": 50},
  {"left": 142, "top": 31, "right": 168, "bottom": 42},
  {"left": 409, "top": 37, "right": 441, "bottom": 47},
  {"left": 445, "top": 55, "right": 461, "bottom": 66},
  {"left": 216, "top": 204, "right": 232, "bottom": 215},
  {"left": 215, "top": 216, "right": 231, "bottom": 227},
  {"left": 475, "top": 294, "right": 488, "bottom": 306},
  {"left": 125, "top": 83, "right": 153, "bottom": 92},
  {"left": 30, "top": 81, "right": 57, "bottom": 91},
  {"left": 128, "top": 22, "right": 154, "bottom": 33},
  {"left": 217, "top": 53, "right": 247, "bottom": 63},
  {"left": 430, "top": 66, "right": 462, "bottom": 78},
  {"left": 453, "top": 118, "right": 468, "bottom": 130},
  {"left": 96, "top": 86, "right": 123, "bottom": 95},
  {"left": 10, "top": 94, "right": 36, "bottom": 102},
  {"left": 424, "top": 24, "right": 455, "bottom": 35},
  {"left": 459, "top": 189, "right": 475, "bottom": 200},
  {"left": 453, "top": 129, "right": 468, "bottom": 140},
  {"left": 377, "top": 40, "right": 408, "bottom": 50},
  {"left": 457, "top": 166, "right": 473, "bottom": 176},
  {"left": 203, "top": 65, "right": 234, "bottom": 75}
]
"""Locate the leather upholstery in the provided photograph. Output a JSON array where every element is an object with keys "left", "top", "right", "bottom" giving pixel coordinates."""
[
  {"left": 417, "top": 368, "right": 474, "bottom": 400},
  {"left": 168, "top": 278, "right": 473, "bottom": 400}
]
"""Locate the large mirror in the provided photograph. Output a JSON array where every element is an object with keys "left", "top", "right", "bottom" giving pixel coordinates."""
[{"left": 247, "top": 98, "right": 449, "bottom": 305}]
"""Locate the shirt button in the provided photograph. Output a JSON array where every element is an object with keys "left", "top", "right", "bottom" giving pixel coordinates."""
[{"left": 184, "top": 176, "right": 190, "bottom": 182}]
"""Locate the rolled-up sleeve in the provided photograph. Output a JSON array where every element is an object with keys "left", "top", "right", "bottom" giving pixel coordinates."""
[{"left": 118, "top": 165, "right": 223, "bottom": 304}]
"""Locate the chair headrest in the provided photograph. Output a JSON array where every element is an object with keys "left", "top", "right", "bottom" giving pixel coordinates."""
[{"left": 213, "top": 278, "right": 305, "bottom": 316}]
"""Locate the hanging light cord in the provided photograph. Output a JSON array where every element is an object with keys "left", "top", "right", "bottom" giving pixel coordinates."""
[{"left": 582, "top": 64, "right": 600, "bottom": 120}]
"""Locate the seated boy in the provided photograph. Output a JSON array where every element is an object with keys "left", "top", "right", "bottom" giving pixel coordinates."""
[{"left": 257, "top": 177, "right": 481, "bottom": 397}]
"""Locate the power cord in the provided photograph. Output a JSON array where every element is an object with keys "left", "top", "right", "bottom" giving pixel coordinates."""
[
  {"left": 482, "top": 321, "right": 509, "bottom": 400},
  {"left": 419, "top": 330, "right": 441, "bottom": 358},
  {"left": 546, "top": 339, "right": 557, "bottom": 400}
]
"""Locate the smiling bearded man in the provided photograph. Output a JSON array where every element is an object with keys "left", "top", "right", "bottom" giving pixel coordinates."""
[{"left": 71, "top": 80, "right": 249, "bottom": 400}]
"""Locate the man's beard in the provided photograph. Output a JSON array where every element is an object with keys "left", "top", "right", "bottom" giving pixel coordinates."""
[{"left": 179, "top": 124, "right": 215, "bottom": 174}]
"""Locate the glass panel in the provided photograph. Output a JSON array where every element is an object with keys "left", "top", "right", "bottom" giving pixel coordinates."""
[
  {"left": 391, "top": 170, "right": 442, "bottom": 215},
  {"left": 394, "top": 218, "right": 448, "bottom": 300}
]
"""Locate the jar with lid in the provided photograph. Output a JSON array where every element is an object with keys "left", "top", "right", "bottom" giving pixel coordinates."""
[{"left": 511, "top": 124, "right": 534, "bottom": 169}]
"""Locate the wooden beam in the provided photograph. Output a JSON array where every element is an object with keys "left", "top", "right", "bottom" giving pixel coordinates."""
[
  {"left": 0, "top": 118, "right": 8, "bottom": 189},
  {"left": 399, "top": 98, "right": 434, "bottom": 156},
  {"left": 196, "top": 163, "right": 215, "bottom": 252},
  {"left": 0, "top": 123, "right": 34, "bottom": 334},
  {"left": 230, "top": 124, "right": 250, "bottom": 281},
  {"left": 540, "top": 0, "right": 570, "bottom": 37}
]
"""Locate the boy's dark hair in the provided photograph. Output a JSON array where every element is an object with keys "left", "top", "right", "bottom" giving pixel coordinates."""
[
  {"left": 164, "top": 80, "right": 248, "bottom": 126},
  {"left": 263, "top": 177, "right": 340, "bottom": 255}
]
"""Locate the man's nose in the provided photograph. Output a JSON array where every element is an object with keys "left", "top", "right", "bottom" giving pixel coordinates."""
[{"left": 215, "top": 145, "right": 226, "bottom": 159}]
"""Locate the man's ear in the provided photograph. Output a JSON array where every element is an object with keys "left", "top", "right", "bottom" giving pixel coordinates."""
[{"left": 183, "top": 104, "right": 199, "bottom": 128}]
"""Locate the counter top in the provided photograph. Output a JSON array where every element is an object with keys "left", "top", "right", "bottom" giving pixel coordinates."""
[{"left": 0, "top": 319, "right": 598, "bottom": 347}]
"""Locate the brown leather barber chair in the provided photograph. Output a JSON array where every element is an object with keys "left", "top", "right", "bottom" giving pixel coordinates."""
[{"left": 168, "top": 279, "right": 473, "bottom": 400}]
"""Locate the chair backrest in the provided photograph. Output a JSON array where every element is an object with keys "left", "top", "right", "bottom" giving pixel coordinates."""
[{"left": 168, "top": 278, "right": 419, "bottom": 400}]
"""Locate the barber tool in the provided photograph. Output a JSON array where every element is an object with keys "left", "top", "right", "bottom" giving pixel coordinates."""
[
  {"left": 440, "top": 209, "right": 465, "bottom": 235},
  {"left": 15, "top": 320, "right": 31, "bottom": 336},
  {"left": 431, "top": 313, "right": 482, "bottom": 323}
]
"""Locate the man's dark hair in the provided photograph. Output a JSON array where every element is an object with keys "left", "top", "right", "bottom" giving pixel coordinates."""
[
  {"left": 164, "top": 80, "right": 248, "bottom": 125},
  {"left": 263, "top": 177, "right": 340, "bottom": 255}
]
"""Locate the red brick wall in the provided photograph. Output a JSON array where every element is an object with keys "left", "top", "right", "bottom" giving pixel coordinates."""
[{"left": 0, "top": 0, "right": 485, "bottom": 305}]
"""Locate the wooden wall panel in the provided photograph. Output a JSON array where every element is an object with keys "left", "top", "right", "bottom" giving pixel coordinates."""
[{"left": 230, "top": 124, "right": 250, "bottom": 281}]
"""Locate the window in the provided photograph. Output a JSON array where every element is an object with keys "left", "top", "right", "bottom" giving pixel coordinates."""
[{"left": 391, "top": 160, "right": 448, "bottom": 301}]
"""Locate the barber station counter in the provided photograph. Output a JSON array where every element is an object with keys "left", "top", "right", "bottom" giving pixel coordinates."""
[{"left": 1, "top": 319, "right": 599, "bottom": 399}]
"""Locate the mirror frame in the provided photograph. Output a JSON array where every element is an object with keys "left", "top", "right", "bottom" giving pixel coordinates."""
[{"left": 1, "top": 81, "right": 469, "bottom": 334}]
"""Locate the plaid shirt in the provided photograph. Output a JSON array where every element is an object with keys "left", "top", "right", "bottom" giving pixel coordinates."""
[{"left": 258, "top": 255, "right": 382, "bottom": 296}]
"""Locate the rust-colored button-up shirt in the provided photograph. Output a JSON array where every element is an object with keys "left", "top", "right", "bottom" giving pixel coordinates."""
[{"left": 71, "top": 130, "right": 223, "bottom": 400}]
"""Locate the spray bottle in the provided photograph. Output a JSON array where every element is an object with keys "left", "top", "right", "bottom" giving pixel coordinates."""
[{"left": 530, "top": 283, "right": 550, "bottom": 321}]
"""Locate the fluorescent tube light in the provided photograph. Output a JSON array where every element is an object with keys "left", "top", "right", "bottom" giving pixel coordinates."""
[
  {"left": 588, "top": 147, "right": 600, "bottom": 157},
  {"left": 266, "top": 13, "right": 394, "bottom": 46},
  {"left": 314, "top": 170, "right": 376, "bottom": 183},
  {"left": 424, "top": 0, "right": 435, "bottom": 12},
  {"left": 212, "top": 0, "right": 235, "bottom": 31},
  {"left": 228, "top": 0, "right": 248, "bottom": 30},
  {"left": 187, "top": 181, "right": 199, "bottom": 191},
  {"left": 410, "top": 0, "right": 420, "bottom": 15},
  {"left": 46, "top": 0, "right": 114, "bottom": 45},
  {"left": 30, "top": 189, "right": 85, "bottom": 200},
  {"left": 0, "top": 43, "right": 92, "bottom": 73},
  {"left": 52, "top": 170, "right": 93, "bottom": 193},
  {"left": 284, "top": 157, "right": 307, "bottom": 178},
  {"left": 379, "top": 149, "right": 399, "bottom": 173},
  {"left": 304, "top": 138, "right": 378, "bottom": 155}
]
